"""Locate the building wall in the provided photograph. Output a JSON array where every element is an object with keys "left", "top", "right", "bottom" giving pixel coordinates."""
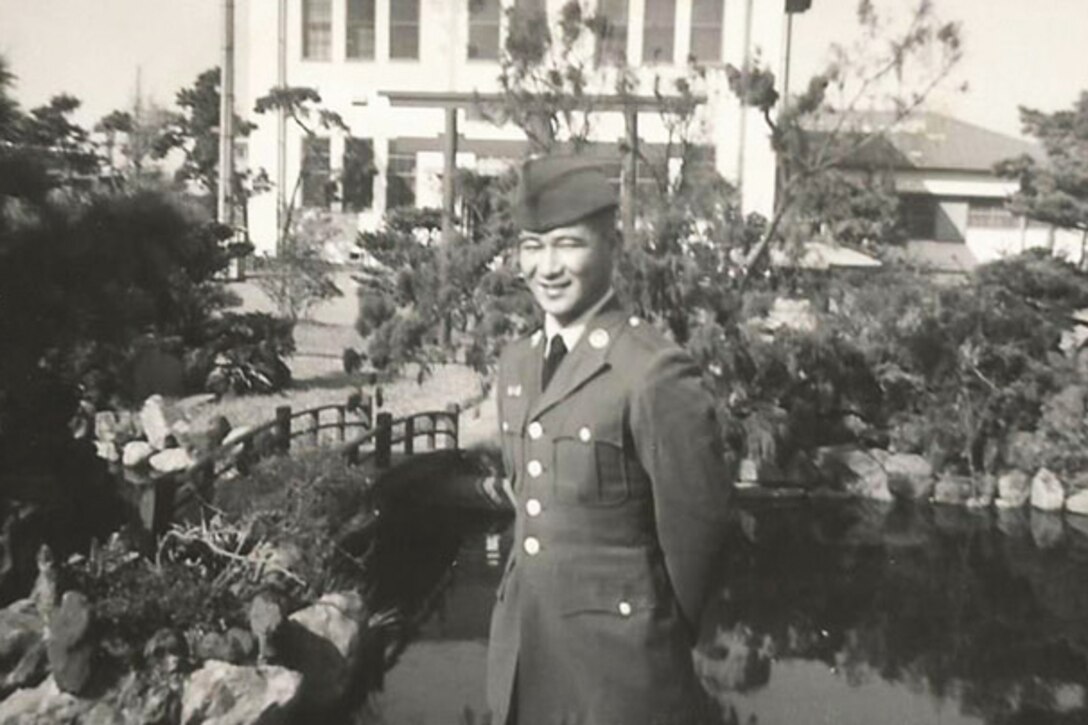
[{"left": 237, "top": 0, "right": 787, "bottom": 255}]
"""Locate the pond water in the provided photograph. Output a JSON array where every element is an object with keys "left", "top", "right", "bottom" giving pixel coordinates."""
[{"left": 369, "top": 492, "right": 1088, "bottom": 725}]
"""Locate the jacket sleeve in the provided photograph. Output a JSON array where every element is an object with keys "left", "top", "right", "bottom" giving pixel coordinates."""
[{"left": 630, "top": 347, "right": 735, "bottom": 637}]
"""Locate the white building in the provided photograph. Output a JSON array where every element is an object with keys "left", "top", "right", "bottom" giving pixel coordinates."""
[{"left": 236, "top": 0, "right": 802, "bottom": 256}]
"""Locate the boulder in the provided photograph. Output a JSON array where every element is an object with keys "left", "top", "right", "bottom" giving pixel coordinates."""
[
  {"left": 813, "top": 446, "right": 891, "bottom": 502},
  {"left": 149, "top": 448, "right": 194, "bottom": 474},
  {"left": 140, "top": 395, "right": 175, "bottom": 451},
  {"left": 181, "top": 661, "right": 301, "bottom": 725},
  {"left": 95, "top": 441, "right": 120, "bottom": 463},
  {"left": 0, "top": 599, "right": 46, "bottom": 694},
  {"left": 122, "top": 441, "right": 155, "bottom": 468},
  {"left": 94, "top": 411, "right": 121, "bottom": 443},
  {"left": 932, "top": 475, "right": 974, "bottom": 505},
  {"left": 282, "top": 591, "right": 367, "bottom": 709},
  {"left": 996, "top": 470, "right": 1031, "bottom": 508},
  {"left": 1066, "top": 489, "right": 1088, "bottom": 516},
  {"left": 0, "top": 676, "right": 91, "bottom": 723},
  {"left": 46, "top": 591, "right": 95, "bottom": 695},
  {"left": 1030, "top": 468, "right": 1065, "bottom": 512},
  {"left": 883, "top": 453, "right": 934, "bottom": 500}
]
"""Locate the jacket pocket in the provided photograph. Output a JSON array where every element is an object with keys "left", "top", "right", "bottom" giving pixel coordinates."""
[
  {"left": 553, "top": 418, "right": 629, "bottom": 506},
  {"left": 558, "top": 572, "right": 660, "bottom": 617}
]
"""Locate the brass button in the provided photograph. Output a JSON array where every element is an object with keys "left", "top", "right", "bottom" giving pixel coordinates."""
[
  {"left": 523, "top": 536, "right": 541, "bottom": 555},
  {"left": 527, "top": 460, "right": 543, "bottom": 478},
  {"left": 618, "top": 601, "right": 632, "bottom": 616},
  {"left": 578, "top": 427, "right": 592, "bottom": 443},
  {"left": 526, "top": 498, "right": 542, "bottom": 517},
  {"left": 501, "top": 421, "right": 510, "bottom": 432},
  {"left": 528, "top": 421, "right": 543, "bottom": 440},
  {"left": 628, "top": 316, "right": 641, "bottom": 327}
]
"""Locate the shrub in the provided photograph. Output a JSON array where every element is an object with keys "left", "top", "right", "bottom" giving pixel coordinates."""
[{"left": 185, "top": 312, "right": 295, "bottom": 395}]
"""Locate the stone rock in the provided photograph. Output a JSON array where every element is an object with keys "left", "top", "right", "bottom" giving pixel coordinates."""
[
  {"left": 1066, "top": 489, "right": 1088, "bottom": 516},
  {"left": 140, "top": 395, "right": 175, "bottom": 451},
  {"left": 932, "top": 475, "right": 974, "bottom": 505},
  {"left": 0, "top": 676, "right": 91, "bottom": 723},
  {"left": 283, "top": 591, "right": 367, "bottom": 709},
  {"left": 95, "top": 440, "right": 120, "bottom": 463},
  {"left": 94, "top": 411, "right": 121, "bottom": 443},
  {"left": 149, "top": 448, "right": 194, "bottom": 474},
  {"left": 181, "top": 661, "right": 301, "bottom": 725},
  {"left": 249, "top": 594, "right": 284, "bottom": 663},
  {"left": 996, "top": 470, "right": 1031, "bottom": 508},
  {"left": 122, "top": 440, "right": 155, "bottom": 468},
  {"left": 883, "top": 453, "right": 934, "bottom": 500},
  {"left": 221, "top": 425, "right": 252, "bottom": 448},
  {"left": 46, "top": 590, "right": 94, "bottom": 695},
  {"left": 0, "top": 599, "right": 45, "bottom": 685},
  {"left": 1031, "top": 468, "right": 1065, "bottom": 512},
  {"left": 813, "top": 446, "right": 891, "bottom": 502}
]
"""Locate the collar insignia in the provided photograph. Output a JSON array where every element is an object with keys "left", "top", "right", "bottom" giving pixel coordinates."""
[{"left": 588, "top": 329, "right": 610, "bottom": 349}]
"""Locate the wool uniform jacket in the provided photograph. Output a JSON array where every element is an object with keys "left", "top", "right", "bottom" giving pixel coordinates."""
[{"left": 486, "top": 297, "right": 735, "bottom": 725}]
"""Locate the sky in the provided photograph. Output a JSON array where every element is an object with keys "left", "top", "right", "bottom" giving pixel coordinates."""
[{"left": 0, "top": 0, "right": 1085, "bottom": 140}]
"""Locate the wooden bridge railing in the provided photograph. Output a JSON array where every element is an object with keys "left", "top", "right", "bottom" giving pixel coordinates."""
[{"left": 136, "top": 388, "right": 462, "bottom": 538}]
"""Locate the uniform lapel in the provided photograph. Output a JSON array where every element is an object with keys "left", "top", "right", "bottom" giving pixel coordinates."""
[
  {"left": 517, "top": 329, "right": 545, "bottom": 433},
  {"left": 529, "top": 298, "right": 626, "bottom": 421}
]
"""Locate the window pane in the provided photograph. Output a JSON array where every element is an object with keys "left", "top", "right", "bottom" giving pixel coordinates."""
[
  {"left": 390, "top": 0, "right": 420, "bottom": 59},
  {"left": 642, "top": 0, "right": 675, "bottom": 64},
  {"left": 387, "top": 151, "right": 417, "bottom": 209},
  {"left": 346, "top": 0, "right": 376, "bottom": 59},
  {"left": 468, "top": 0, "right": 501, "bottom": 59},
  {"left": 301, "top": 137, "right": 332, "bottom": 208},
  {"left": 690, "top": 0, "right": 723, "bottom": 62},
  {"left": 391, "top": 0, "right": 420, "bottom": 23},
  {"left": 343, "top": 138, "right": 375, "bottom": 212},
  {"left": 597, "top": 0, "right": 628, "bottom": 65},
  {"left": 303, "top": 0, "right": 332, "bottom": 60}
]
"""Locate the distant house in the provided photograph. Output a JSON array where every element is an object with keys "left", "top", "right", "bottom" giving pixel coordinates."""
[{"left": 837, "top": 112, "right": 1082, "bottom": 274}]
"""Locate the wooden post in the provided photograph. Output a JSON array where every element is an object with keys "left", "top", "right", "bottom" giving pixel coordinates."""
[
  {"left": 361, "top": 393, "right": 373, "bottom": 428},
  {"left": 346, "top": 438, "right": 359, "bottom": 466},
  {"left": 310, "top": 409, "right": 320, "bottom": 446},
  {"left": 446, "top": 403, "right": 460, "bottom": 449},
  {"left": 403, "top": 417, "right": 414, "bottom": 455},
  {"left": 375, "top": 386, "right": 384, "bottom": 409},
  {"left": 375, "top": 412, "right": 393, "bottom": 469},
  {"left": 275, "top": 406, "right": 292, "bottom": 453},
  {"left": 336, "top": 406, "right": 346, "bottom": 442},
  {"left": 426, "top": 415, "right": 436, "bottom": 450}
]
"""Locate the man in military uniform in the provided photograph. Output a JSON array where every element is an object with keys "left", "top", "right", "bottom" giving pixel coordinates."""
[{"left": 486, "top": 155, "right": 735, "bottom": 725}]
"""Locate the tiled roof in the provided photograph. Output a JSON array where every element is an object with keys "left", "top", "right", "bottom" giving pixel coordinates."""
[{"left": 814, "top": 112, "right": 1043, "bottom": 173}]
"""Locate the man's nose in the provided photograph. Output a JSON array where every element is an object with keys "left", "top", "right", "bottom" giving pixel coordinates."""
[{"left": 539, "top": 246, "right": 561, "bottom": 277}]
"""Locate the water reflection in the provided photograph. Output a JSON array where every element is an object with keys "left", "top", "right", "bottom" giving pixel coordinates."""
[{"left": 370, "top": 456, "right": 1088, "bottom": 724}]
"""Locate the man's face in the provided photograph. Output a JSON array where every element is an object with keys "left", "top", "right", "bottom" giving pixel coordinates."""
[{"left": 517, "top": 219, "right": 615, "bottom": 326}]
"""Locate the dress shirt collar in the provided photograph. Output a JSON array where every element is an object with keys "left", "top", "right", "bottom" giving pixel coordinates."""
[{"left": 543, "top": 288, "right": 615, "bottom": 354}]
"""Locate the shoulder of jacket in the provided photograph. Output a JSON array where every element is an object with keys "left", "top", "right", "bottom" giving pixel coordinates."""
[
  {"left": 499, "top": 328, "right": 543, "bottom": 365},
  {"left": 611, "top": 315, "right": 684, "bottom": 363}
]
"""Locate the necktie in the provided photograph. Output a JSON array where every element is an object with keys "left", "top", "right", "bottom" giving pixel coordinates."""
[{"left": 541, "top": 335, "right": 568, "bottom": 390}]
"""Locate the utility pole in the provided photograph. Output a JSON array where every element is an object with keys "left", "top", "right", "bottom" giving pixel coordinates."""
[{"left": 218, "top": 0, "right": 236, "bottom": 228}]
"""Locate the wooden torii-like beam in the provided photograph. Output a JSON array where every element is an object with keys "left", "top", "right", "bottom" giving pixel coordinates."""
[{"left": 375, "top": 90, "right": 707, "bottom": 246}]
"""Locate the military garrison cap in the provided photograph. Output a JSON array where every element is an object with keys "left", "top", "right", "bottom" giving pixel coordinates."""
[{"left": 513, "top": 155, "right": 618, "bottom": 233}]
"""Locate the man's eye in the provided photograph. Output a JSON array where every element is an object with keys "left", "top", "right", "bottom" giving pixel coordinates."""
[{"left": 519, "top": 241, "right": 542, "bottom": 252}]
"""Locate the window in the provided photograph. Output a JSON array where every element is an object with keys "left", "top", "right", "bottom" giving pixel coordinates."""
[
  {"left": 468, "top": 0, "right": 501, "bottom": 59},
  {"left": 390, "top": 0, "right": 421, "bottom": 59},
  {"left": 596, "top": 0, "right": 628, "bottom": 66},
  {"left": 968, "top": 199, "right": 1019, "bottom": 229},
  {"left": 899, "top": 194, "right": 936, "bottom": 239},
  {"left": 302, "top": 0, "right": 332, "bottom": 61},
  {"left": 346, "top": 0, "right": 376, "bottom": 59},
  {"left": 301, "top": 137, "right": 332, "bottom": 208},
  {"left": 689, "top": 0, "right": 723, "bottom": 63},
  {"left": 642, "top": 0, "right": 676, "bottom": 64},
  {"left": 387, "top": 147, "right": 416, "bottom": 208},
  {"left": 343, "top": 138, "right": 376, "bottom": 211}
]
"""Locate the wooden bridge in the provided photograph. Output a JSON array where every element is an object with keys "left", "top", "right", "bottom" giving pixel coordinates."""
[{"left": 127, "top": 389, "right": 467, "bottom": 539}]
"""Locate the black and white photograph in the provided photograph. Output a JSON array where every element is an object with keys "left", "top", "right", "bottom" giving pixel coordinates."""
[{"left": 1, "top": 1, "right": 1088, "bottom": 723}]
